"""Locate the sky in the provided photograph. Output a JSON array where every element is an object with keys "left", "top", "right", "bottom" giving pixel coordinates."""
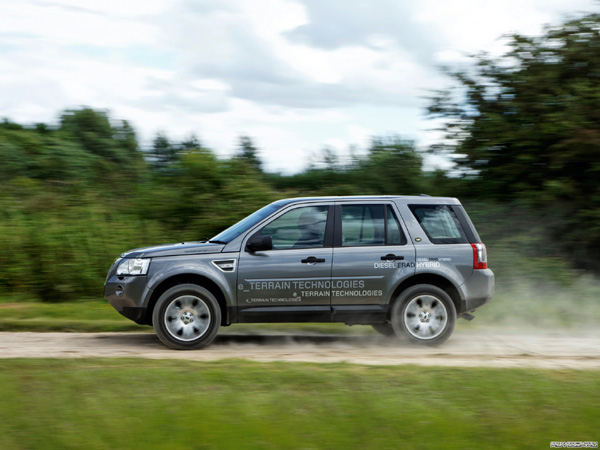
[{"left": 1, "top": 0, "right": 598, "bottom": 173}]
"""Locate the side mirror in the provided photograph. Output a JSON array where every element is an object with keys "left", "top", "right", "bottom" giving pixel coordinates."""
[{"left": 246, "top": 235, "right": 273, "bottom": 253}]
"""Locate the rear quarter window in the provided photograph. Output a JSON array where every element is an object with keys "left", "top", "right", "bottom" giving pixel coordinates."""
[{"left": 409, "top": 204, "right": 469, "bottom": 244}]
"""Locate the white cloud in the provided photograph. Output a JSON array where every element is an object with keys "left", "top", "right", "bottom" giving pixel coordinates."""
[
  {"left": 0, "top": 0, "right": 598, "bottom": 173},
  {"left": 2, "top": 2, "right": 160, "bottom": 47},
  {"left": 417, "top": 0, "right": 599, "bottom": 64}
]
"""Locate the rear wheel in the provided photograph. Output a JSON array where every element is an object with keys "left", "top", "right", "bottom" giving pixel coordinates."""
[
  {"left": 391, "top": 284, "right": 456, "bottom": 346},
  {"left": 152, "top": 284, "right": 221, "bottom": 350}
]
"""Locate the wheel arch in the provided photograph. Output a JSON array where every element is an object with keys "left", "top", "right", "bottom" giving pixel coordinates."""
[
  {"left": 388, "top": 273, "right": 465, "bottom": 318},
  {"left": 144, "top": 274, "right": 229, "bottom": 326}
]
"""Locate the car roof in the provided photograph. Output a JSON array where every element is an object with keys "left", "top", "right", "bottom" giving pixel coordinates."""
[{"left": 273, "top": 195, "right": 461, "bottom": 206}]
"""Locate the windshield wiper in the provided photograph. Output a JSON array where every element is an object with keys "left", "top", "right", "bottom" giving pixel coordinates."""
[{"left": 208, "top": 240, "right": 228, "bottom": 244}]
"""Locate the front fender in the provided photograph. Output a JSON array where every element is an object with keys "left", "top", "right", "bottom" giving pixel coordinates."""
[{"left": 142, "top": 255, "right": 238, "bottom": 308}]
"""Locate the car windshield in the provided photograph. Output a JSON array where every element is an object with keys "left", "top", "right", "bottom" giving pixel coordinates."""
[{"left": 210, "top": 203, "right": 282, "bottom": 244}]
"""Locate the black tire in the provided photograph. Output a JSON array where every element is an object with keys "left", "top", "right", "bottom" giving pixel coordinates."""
[
  {"left": 371, "top": 323, "right": 395, "bottom": 337},
  {"left": 152, "top": 284, "right": 221, "bottom": 350},
  {"left": 391, "top": 284, "right": 456, "bottom": 346}
]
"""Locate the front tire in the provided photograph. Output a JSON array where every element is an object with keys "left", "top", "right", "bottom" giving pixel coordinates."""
[
  {"left": 391, "top": 284, "right": 456, "bottom": 346},
  {"left": 152, "top": 284, "right": 221, "bottom": 350}
]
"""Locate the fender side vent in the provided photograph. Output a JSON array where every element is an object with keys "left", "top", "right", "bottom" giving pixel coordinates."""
[{"left": 211, "top": 259, "right": 237, "bottom": 272}]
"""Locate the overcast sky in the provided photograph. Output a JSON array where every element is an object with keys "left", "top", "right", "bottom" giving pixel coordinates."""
[{"left": 1, "top": 0, "right": 598, "bottom": 173}]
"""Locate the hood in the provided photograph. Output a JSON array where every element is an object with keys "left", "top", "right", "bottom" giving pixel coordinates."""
[{"left": 121, "top": 241, "right": 225, "bottom": 258}]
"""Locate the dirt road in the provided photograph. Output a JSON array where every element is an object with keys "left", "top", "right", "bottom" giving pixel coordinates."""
[{"left": 1, "top": 331, "right": 599, "bottom": 369}]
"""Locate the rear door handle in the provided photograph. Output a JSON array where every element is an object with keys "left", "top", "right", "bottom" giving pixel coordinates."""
[
  {"left": 301, "top": 256, "right": 326, "bottom": 264},
  {"left": 380, "top": 254, "right": 404, "bottom": 261}
]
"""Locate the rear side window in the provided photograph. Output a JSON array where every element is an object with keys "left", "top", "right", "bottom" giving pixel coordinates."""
[
  {"left": 341, "top": 204, "right": 406, "bottom": 247},
  {"left": 409, "top": 205, "right": 468, "bottom": 244}
]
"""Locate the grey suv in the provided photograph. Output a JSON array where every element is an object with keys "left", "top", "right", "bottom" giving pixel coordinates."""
[{"left": 105, "top": 196, "right": 494, "bottom": 349}]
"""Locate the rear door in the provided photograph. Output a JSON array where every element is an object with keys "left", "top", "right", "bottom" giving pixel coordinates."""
[{"left": 331, "top": 202, "right": 416, "bottom": 323}]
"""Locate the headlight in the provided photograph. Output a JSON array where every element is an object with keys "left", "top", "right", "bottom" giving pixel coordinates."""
[{"left": 116, "top": 258, "right": 151, "bottom": 276}]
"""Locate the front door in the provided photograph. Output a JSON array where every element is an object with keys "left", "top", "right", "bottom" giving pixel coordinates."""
[{"left": 237, "top": 204, "right": 333, "bottom": 322}]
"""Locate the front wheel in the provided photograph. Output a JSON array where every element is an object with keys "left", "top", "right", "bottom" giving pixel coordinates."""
[
  {"left": 391, "top": 284, "right": 456, "bottom": 346},
  {"left": 152, "top": 284, "right": 221, "bottom": 350}
]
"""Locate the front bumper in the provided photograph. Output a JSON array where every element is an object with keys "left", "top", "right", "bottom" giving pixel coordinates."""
[{"left": 104, "top": 275, "right": 152, "bottom": 325}]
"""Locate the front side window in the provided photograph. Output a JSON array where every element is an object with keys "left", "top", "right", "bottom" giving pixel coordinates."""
[
  {"left": 409, "top": 204, "right": 468, "bottom": 244},
  {"left": 260, "top": 206, "right": 328, "bottom": 250},
  {"left": 341, "top": 204, "right": 406, "bottom": 247}
]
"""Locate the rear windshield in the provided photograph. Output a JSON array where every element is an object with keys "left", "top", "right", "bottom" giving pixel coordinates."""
[{"left": 409, "top": 205, "right": 469, "bottom": 244}]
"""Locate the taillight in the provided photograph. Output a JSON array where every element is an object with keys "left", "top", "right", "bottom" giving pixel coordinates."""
[{"left": 471, "top": 243, "right": 487, "bottom": 269}]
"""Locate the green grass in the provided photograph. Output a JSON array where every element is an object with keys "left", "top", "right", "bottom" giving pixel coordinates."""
[
  {"left": 0, "top": 359, "right": 597, "bottom": 450},
  {"left": 0, "top": 299, "right": 377, "bottom": 334},
  {"left": 0, "top": 299, "right": 145, "bottom": 332}
]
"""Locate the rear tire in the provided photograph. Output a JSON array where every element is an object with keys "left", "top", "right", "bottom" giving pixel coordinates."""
[
  {"left": 152, "top": 284, "right": 221, "bottom": 350},
  {"left": 391, "top": 284, "right": 456, "bottom": 346}
]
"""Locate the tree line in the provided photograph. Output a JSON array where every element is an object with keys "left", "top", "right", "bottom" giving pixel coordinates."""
[{"left": 1, "top": 12, "right": 599, "bottom": 301}]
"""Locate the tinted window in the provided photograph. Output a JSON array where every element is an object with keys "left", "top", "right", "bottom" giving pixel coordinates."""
[
  {"left": 260, "top": 206, "right": 328, "bottom": 250},
  {"left": 409, "top": 205, "right": 468, "bottom": 244},
  {"left": 341, "top": 204, "right": 406, "bottom": 247}
]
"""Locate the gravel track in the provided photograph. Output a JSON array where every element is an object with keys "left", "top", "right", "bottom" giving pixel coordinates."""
[{"left": 1, "top": 331, "right": 599, "bottom": 369}]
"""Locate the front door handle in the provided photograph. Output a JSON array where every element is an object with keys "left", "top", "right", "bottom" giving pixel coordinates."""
[
  {"left": 380, "top": 254, "right": 404, "bottom": 261},
  {"left": 301, "top": 256, "right": 326, "bottom": 264}
]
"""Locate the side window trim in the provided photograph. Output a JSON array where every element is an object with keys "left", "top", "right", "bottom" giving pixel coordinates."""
[
  {"left": 323, "top": 204, "right": 335, "bottom": 248},
  {"left": 333, "top": 205, "right": 343, "bottom": 247},
  {"left": 385, "top": 205, "right": 407, "bottom": 246},
  {"left": 451, "top": 205, "right": 479, "bottom": 243}
]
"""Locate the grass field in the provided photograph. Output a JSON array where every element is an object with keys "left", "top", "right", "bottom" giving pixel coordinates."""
[
  {"left": 0, "top": 359, "right": 597, "bottom": 450},
  {"left": 0, "top": 299, "right": 377, "bottom": 334},
  {"left": 0, "top": 299, "right": 144, "bottom": 332}
]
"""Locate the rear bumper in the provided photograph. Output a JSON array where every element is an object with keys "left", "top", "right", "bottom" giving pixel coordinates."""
[{"left": 462, "top": 268, "right": 494, "bottom": 312}]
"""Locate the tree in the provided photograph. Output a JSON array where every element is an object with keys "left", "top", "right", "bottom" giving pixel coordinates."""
[
  {"left": 181, "top": 135, "right": 202, "bottom": 151},
  {"left": 58, "top": 108, "right": 145, "bottom": 183},
  {"left": 150, "top": 133, "right": 179, "bottom": 169},
  {"left": 60, "top": 108, "right": 120, "bottom": 162},
  {"left": 429, "top": 14, "right": 600, "bottom": 198},
  {"left": 0, "top": 121, "right": 96, "bottom": 183},
  {"left": 359, "top": 137, "right": 426, "bottom": 195},
  {"left": 428, "top": 12, "right": 600, "bottom": 265},
  {"left": 267, "top": 137, "right": 427, "bottom": 196},
  {"left": 235, "top": 136, "right": 262, "bottom": 172}
]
